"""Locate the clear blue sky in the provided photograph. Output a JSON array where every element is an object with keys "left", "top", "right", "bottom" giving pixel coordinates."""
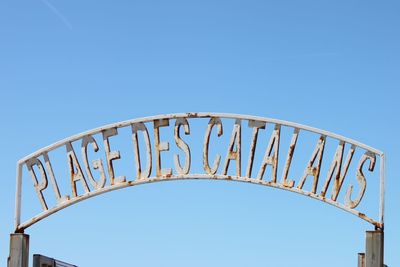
[{"left": 1, "top": 1, "right": 399, "bottom": 266}]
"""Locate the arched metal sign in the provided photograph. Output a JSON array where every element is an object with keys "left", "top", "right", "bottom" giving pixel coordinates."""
[
  {"left": 13, "top": 112, "right": 385, "bottom": 232},
  {"left": 9, "top": 112, "right": 386, "bottom": 267}
]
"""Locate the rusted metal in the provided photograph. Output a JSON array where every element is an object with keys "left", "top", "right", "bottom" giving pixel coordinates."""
[
  {"left": 358, "top": 253, "right": 365, "bottom": 267},
  {"left": 15, "top": 174, "right": 384, "bottom": 230},
  {"left": 131, "top": 122, "right": 152, "bottom": 179},
  {"left": 222, "top": 119, "right": 241, "bottom": 177},
  {"left": 8, "top": 233, "right": 29, "bottom": 267},
  {"left": 379, "top": 154, "right": 385, "bottom": 229},
  {"left": 174, "top": 118, "right": 191, "bottom": 175},
  {"left": 154, "top": 119, "right": 172, "bottom": 177},
  {"left": 245, "top": 120, "right": 266, "bottom": 178},
  {"left": 345, "top": 152, "right": 376, "bottom": 209},
  {"left": 67, "top": 142, "right": 90, "bottom": 198},
  {"left": 81, "top": 135, "right": 106, "bottom": 190},
  {"left": 297, "top": 135, "right": 326, "bottom": 194},
  {"left": 203, "top": 117, "right": 223, "bottom": 175},
  {"left": 256, "top": 124, "right": 280, "bottom": 183},
  {"left": 320, "top": 142, "right": 355, "bottom": 201},
  {"left": 14, "top": 113, "right": 385, "bottom": 232},
  {"left": 102, "top": 128, "right": 125, "bottom": 185},
  {"left": 280, "top": 128, "right": 299, "bottom": 188},
  {"left": 365, "top": 230, "right": 384, "bottom": 267},
  {"left": 26, "top": 158, "right": 49, "bottom": 210}
]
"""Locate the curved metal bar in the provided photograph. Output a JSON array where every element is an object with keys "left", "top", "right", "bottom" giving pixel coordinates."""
[
  {"left": 17, "top": 112, "right": 383, "bottom": 164},
  {"left": 14, "top": 112, "right": 384, "bottom": 232},
  {"left": 16, "top": 174, "right": 382, "bottom": 231}
]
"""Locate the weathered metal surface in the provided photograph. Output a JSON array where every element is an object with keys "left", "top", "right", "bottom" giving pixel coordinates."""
[
  {"left": 13, "top": 112, "right": 385, "bottom": 232},
  {"left": 280, "top": 128, "right": 298, "bottom": 188},
  {"left": 320, "top": 142, "right": 355, "bottom": 201},
  {"left": 358, "top": 253, "right": 365, "bottom": 267},
  {"left": 8, "top": 234, "right": 29, "bottom": 267},
  {"left": 81, "top": 135, "right": 106, "bottom": 190},
  {"left": 256, "top": 124, "right": 280, "bottom": 183},
  {"left": 33, "top": 254, "right": 77, "bottom": 267},
  {"left": 379, "top": 154, "right": 385, "bottom": 228},
  {"left": 222, "top": 119, "right": 241, "bottom": 177},
  {"left": 297, "top": 135, "right": 326, "bottom": 194},
  {"left": 154, "top": 119, "right": 173, "bottom": 177},
  {"left": 366, "top": 230, "right": 384, "bottom": 267},
  {"left": 174, "top": 118, "right": 191, "bottom": 175},
  {"left": 131, "top": 122, "right": 152, "bottom": 179},
  {"left": 245, "top": 120, "right": 266, "bottom": 178},
  {"left": 345, "top": 152, "right": 376, "bottom": 209},
  {"left": 203, "top": 117, "right": 223, "bottom": 175}
]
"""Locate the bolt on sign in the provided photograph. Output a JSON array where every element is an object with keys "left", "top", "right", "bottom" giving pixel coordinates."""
[{"left": 14, "top": 113, "right": 385, "bottom": 232}]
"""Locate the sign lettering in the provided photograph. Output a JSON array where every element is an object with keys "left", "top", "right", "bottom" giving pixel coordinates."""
[{"left": 15, "top": 113, "right": 384, "bottom": 231}]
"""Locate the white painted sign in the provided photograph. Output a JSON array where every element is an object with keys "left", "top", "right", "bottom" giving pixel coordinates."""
[{"left": 14, "top": 113, "right": 385, "bottom": 231}]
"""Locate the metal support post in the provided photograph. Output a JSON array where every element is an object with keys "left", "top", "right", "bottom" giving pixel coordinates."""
[
  {"left": 358, "top": 253, "right": 365, "bottom": 267},
  {"left": 365, "top": 230, "right": 384, "bottom": 267},
  {"left": 8, "top": 233, "right": 29, "bottom": 267}
]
